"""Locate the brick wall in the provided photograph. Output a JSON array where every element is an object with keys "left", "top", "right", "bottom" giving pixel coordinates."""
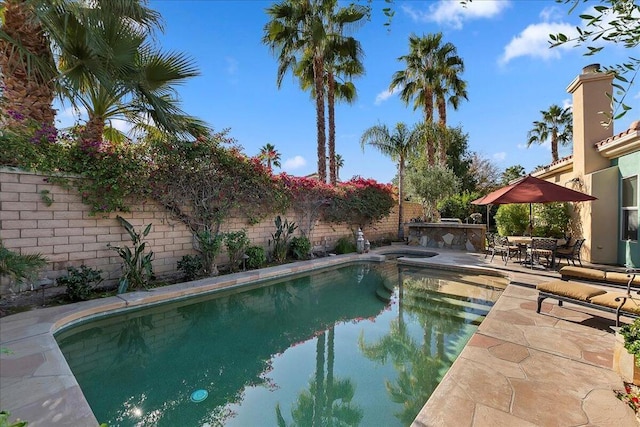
[{"left": 1, "top": 169, "right": 414, "bottom": 295}]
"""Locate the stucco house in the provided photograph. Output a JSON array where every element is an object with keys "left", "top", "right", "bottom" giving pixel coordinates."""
[{"left": 532, "top": 65, "right": 639, "bottom": 268}]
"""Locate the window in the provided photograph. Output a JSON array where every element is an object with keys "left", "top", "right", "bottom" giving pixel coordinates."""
[{"left": 622, "top": 175, "right": 638, "bottom": 241}]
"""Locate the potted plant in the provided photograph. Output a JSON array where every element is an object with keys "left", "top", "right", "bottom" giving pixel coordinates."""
[{"left": 614, "top": 319, "right": 640, "bottom": 386}]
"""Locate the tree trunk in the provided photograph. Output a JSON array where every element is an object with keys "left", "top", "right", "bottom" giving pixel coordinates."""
[
  {"left": 0, "top": 0, "right": 56, "bottom": 128},
  {"left": 327, "top": 72, "right": 337, "bottom": 186},
  {"left": 81, "top": 115, "right": 106, "bottom": 150},
  {"left": 313, "top": 54, "right": 327, "bottom": 183},
  {"left": 551, "top": 129, "right": 559, "bottom": 162},
  {"left": 398, "top": 159, "right": 405, "bottom": 240},
  {"left": 425, "top": 93, "right": 436, "bottom": 166},
  {"left": 438, "top": 97, "right": 448, "bottom": 166}
]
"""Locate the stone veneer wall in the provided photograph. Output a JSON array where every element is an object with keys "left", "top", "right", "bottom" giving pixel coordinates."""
[
  {"left": 407, "top": 223, "right": 486, "bottom": 252},
  {"left": 0, "top": 168, "right": 421, "bottom": 295}
]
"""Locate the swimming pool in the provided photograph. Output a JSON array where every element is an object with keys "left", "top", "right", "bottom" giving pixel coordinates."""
[{"left": 55, "top": 261, "right": 507, "bottom": 426}]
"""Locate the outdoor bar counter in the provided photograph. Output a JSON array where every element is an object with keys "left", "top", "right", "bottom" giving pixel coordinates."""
[{"left": 407, "top": 222, "right": 486, "bottom": 252}]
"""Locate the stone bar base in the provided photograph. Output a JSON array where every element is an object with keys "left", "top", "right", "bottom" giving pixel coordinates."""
[{"left": 407, "top": 222, "right": 486, "bottom": 252}]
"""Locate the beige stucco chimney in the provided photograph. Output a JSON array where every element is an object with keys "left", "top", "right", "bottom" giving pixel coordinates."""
[{"left": 566, "top": 64, "right": 614, "bottom": 175}]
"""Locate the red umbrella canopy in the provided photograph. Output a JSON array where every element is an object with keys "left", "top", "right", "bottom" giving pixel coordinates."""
[{"left": 471, "top": 175, "right": 597, "bottom": 205}]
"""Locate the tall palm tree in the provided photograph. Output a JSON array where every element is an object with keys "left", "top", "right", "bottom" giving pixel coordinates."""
[
  {"left": 527, "top": 104, "right": 573, "bottom": 163},
  {"left": 390, "top": 33, "right": 467, "bottom": 166},
  {"left": 263, "top": 0, "right": 366, "bottom": 185},
  {"left": 258, "top": 143, "right": 282, "bottom": 170},
  {"left": 360, "top": 122, "right": 419, "bottom": 240},
  {"left": 334, "top": 153, "right": 344, "bottom": 181},
  {"left": 0, "top": 0, "right": 162, "bottom": 128}
]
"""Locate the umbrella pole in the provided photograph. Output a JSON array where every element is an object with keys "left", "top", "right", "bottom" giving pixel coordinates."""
[{"left": 528, "top": 203, "right": 533, "bottom": 236}]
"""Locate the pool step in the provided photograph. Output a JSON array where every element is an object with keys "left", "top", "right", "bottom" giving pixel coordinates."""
[
  {"left": 402, "top": 298, "right": 486, "bottom": 325},
  {"left": 403, "top": 291, "right": 491, "bottom": 317}
]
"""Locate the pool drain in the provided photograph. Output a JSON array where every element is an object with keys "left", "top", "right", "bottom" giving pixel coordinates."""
[{"left": 190, "top": 389, "right": 208, "bottom": 403}]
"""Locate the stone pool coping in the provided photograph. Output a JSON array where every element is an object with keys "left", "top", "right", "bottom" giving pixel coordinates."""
[{"left": 1, "top": 247, "right": 637, "bottom": 426}]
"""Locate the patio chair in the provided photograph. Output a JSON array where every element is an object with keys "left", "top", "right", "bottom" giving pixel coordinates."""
[
  {"left": 528, "top": 237, "right": 558, "bottom": 269},
  {"left": 484, "top": 232, "right": 496, "bottom": 259},
  {"left": 555, "top": 238, "right": 585, "bottom": 267},
  {"left": 492, "top": 236, "right": 520, "bottom": 265}
]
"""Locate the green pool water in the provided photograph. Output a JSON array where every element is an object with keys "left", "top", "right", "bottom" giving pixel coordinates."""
[{"left": 55, "top": 262, "right": 507, "bottom": 427}]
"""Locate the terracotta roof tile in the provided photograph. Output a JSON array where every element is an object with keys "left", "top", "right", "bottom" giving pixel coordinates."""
[{"left": 594, "top": 120, "right": 640, "bottom": 148}]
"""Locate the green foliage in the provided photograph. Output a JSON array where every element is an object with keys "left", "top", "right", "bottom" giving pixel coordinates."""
[
  {"left": 290, "top": 236, "right": 312, "bottom": 260},
  {"left": 224, "top": 230, "right": 251, "bottom": 272},
  {"left": 0, "top": 411, "right": 28, "bottom": 427},
  {"left": 620, "top": 318, "right": 640, "bottom": 367},
  {"left": 269, "top": 216, "right": 297, "bottom": 263},
  {"left": 334, "top": 236, "right": 356, "bottom": 254},
  {"left": 0, "top": 240, "right": 47, "bottom": 285},
  {"left": 108, "top": 216, "right": 155, "bottom": 293},
  {"left": 68, "top": 142, "right": 150, "bottom": 214},
  {"left": 149, "top": 134, "right": 288, "bottom": 236},
  {"left": 195, "top": 230, "right": 223, "bottom": 276},
  {"left": 324, "top": 177, "right": 396, "bottom": 230},
  {"left": 406, "top": 163, "right": 460, "bottom": 221},
  {"left": 501, "top": 165, "right": 526, "bottom": 185},
  {"left": 177, "top": 255, "right": 204, "bottom": 281},
  {"left": 56, "top": 265, "right": 103, "bottom": 302},
  {"left": 437, "top": 191, "right": 481, "bottom": 221},
  {"left": 494, "top": 204, "right": 530, "bottom": 236},
  {"left": 245, "top": 246, "right": 266, "bottom": 269},
  {"left": 532, "top": 203, "right": 571, "bottom": 238},
  {"left": 551, "top": 0, "right": 639, "bottom": 121}
]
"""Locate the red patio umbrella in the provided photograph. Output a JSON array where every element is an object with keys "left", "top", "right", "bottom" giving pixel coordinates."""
[{"left": 472, "top": 175, "right": 597, "bottom": 230}]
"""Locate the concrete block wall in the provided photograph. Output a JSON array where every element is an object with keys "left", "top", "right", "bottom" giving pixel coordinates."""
[{"left": 1, "top": 169, "right": 413, "bottom": 296}]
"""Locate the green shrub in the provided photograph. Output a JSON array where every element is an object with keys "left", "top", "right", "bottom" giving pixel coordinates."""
[
  {"left": 0, "top": 239, "right": 47, "bottom": 285},
  {"left": 495, "top": 204, "right": 530, "bottom": 236},
  {"left": 56, "top": 265, "right": 103, "bottom": 302},
  {"left": 0, "top": 410, "right": 28, "bottom": 427},
  {"left": 290, "top": 236, "right": 311, "bottom": 260},
  {"left": 107, "top": 216, "right": 155, "bottom": 293},
  {"left": 177, "top": 255, "right": 204, "bottom": 281},
  {"left": 269, "top": 216, "right": 297, "bottom": 263},
  {"left": 620, "top": 318, "right": 640, "bottom": 367},
  {"left": 532, "top": 202, "right": 570, "bottom": 238},
  {"left": 334, "top": 236, "right": 356, "bottom": 254},
  {"left": 224, "top": 230, "right": 251, "bottom": 272},
  {"left": 245, "top": 246, "right": 266, "bottom": 269},
  {"left": 195, "top": 229, "right": 223, "bottom": 276}
]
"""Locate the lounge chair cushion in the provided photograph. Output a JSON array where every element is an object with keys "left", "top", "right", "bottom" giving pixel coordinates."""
[
  {"left": 589, "top": 293, "right": 640, "bottom": 315},
  {"left": 559, "top": 266, "right": 606, "bottom": 281},
  {"left": 605, "top": 271, "right": 640, "bottom": 286},
  {"left": 536, "top": 280, "right": 607, "bottom": 301}
]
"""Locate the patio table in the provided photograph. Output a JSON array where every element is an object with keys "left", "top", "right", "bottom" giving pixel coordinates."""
[{"left": 506, "top": 236, "right": 567, "bottom": 269}]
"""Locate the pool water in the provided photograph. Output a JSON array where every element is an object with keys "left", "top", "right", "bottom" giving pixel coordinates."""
[{"left": 56, "top": 262, "right": 507, "bottom": 427}]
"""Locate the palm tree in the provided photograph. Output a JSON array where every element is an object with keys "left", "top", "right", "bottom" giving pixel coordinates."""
[
  {"left": 0, "top": 0, "right": 162, "bottom": 128},
  {"left": 56, "top": 7, "right": 205, "bottom": 146},
  {"left": 334, "top": 153, "right": 344, "bottom": 181},
  {"left": 258, "top": 143, "right": 282, "bottom": 170},
  {"left": 527, "top": 104, "right": 573, "bottom": 163},
  {"left": 360, "top": 122, "right": 419, "bottom": 240},
  {"left": 263, "top": 0, "right": 366, "bottom": 185},
  {"left": 390, "top": 33, "right": 467, "bottom": 166}
]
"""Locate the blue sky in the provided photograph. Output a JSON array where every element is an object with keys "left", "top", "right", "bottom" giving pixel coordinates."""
[{"left": 57, "top": 0, "right": 640, "bottom": 184}]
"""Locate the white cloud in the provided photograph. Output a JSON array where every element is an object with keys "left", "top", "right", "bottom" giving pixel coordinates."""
[
  {"left": 499, "top": 21, "right": 576, "bottom": 65},
  {"left": 110, "top": 118, "right": 133, "bottom": 134},
  {"left": 374, "top": 88, "right": 398, "bottom": 106},
  {"left": 225, "top": 57, "right": 238, "bottom": 75},
  {"left": 562, "top": 98, "right": 573, "bottom": 110},
  {"left": 492, "top": 152, "right": 507, "bottom": 162},
  {"left": 402, "top": 0, "right": 509, "bottom": 30},
  {"left": 283, "top": 155, "right": 306, "bottom": 170}
]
